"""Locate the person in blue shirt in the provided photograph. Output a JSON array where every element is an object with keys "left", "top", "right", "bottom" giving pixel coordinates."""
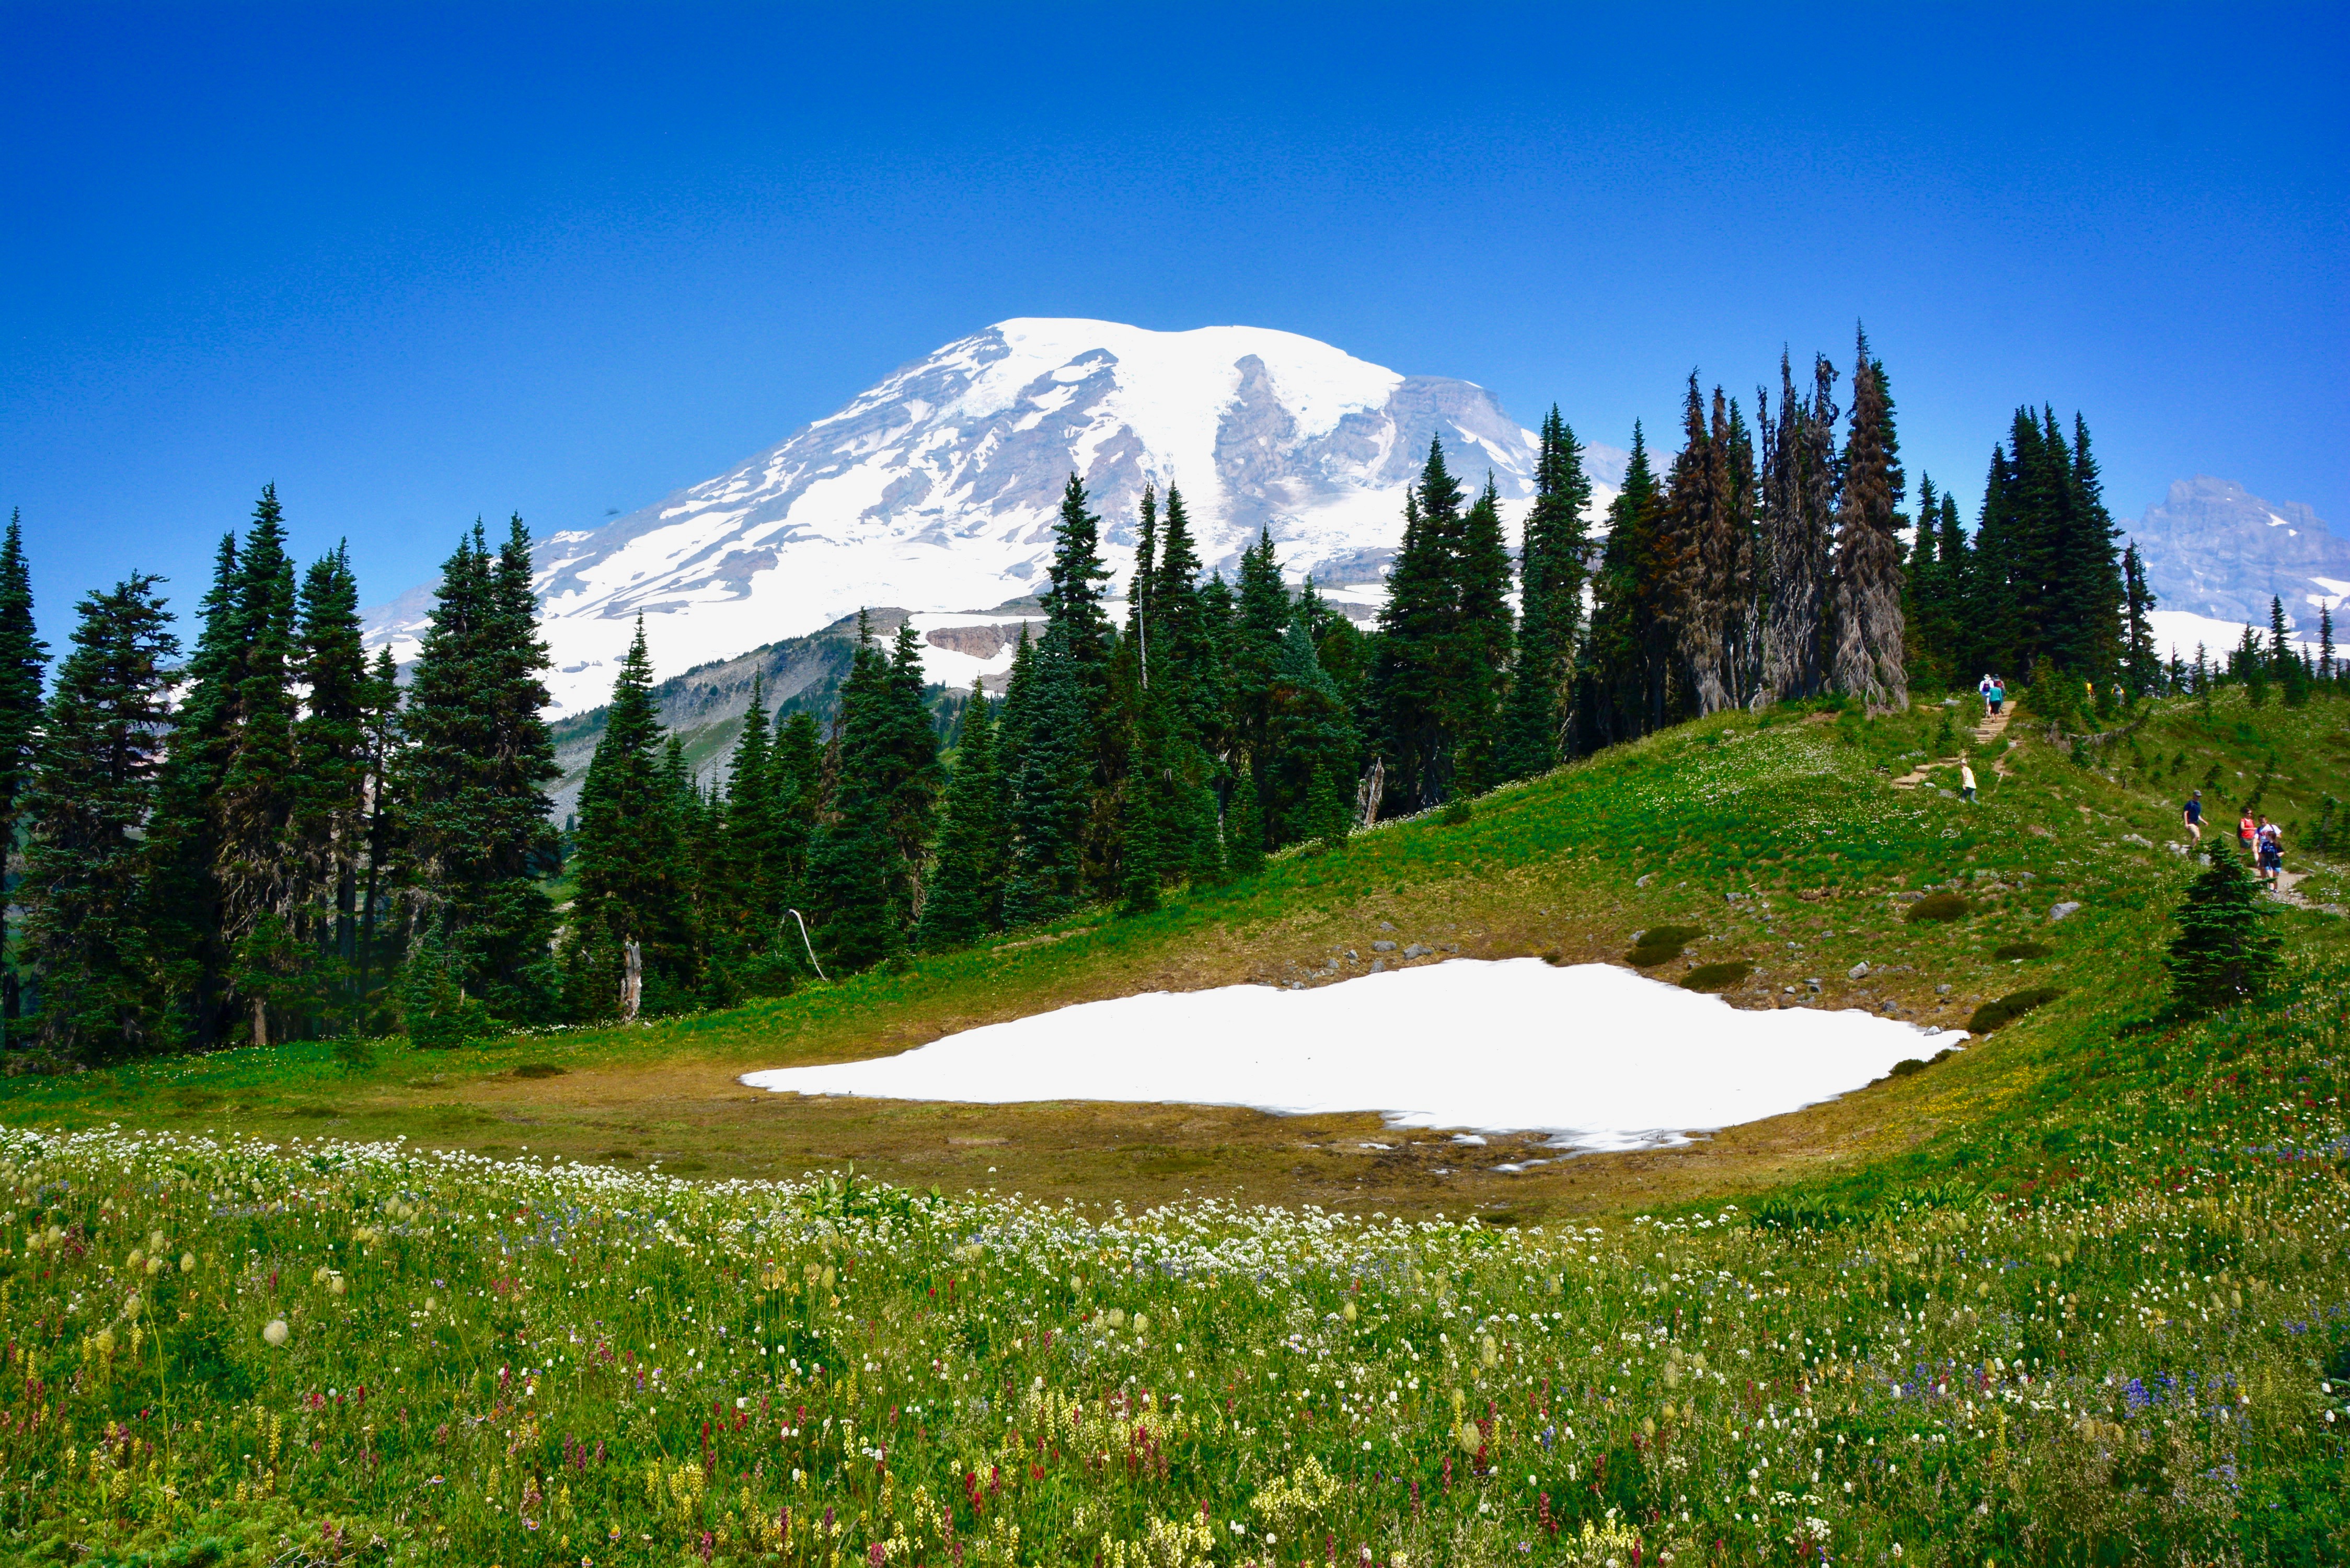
[{"left": 2182, "top": 789, "right": 2203, "bottom": 843}]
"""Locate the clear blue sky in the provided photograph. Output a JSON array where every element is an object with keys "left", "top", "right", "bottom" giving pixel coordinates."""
[{"left": 4, "top": 4, "right": 2343, "bottom": 630}]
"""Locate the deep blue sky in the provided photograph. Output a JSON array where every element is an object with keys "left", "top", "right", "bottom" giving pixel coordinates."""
[{"left": 4, "top": 4, "right": 2344, "bottom": 629}]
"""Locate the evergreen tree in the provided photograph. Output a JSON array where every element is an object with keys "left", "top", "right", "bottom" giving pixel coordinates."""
[
  {"left": 290, "top": 545, "right": 368, "bottom": 1025},
  {"left": 2319, "top": 603, "right": 2336, "bottom": 686},
  {"left": 1230, "top": 527, "right": 1294, "bottom": 778},
  {"left": 2120, "top": 544, "right": 2161, "bottom": 698},
  {"left": 1000, "top": 639, "right": 1089, "bottom": 928},
  {"left": 353, "top": 648, "right": 402, "bottom": 1021},
  {"left": 710, "top": 676, "right": 778, "bottom": 960},
  {"left": 1902, "top": 474, "right": 1941, "bottom": 685},
  {"left": 1582, "top": 423, "right": 1678, "bottom": 742},
  {"left": 1661, "top": 377, "right": 1757, "bottom": 716},
  {"left": 1447, "top": 477, "right": 1513, "bottom": 790},
  {"left": 1933, "top": 486, "right": 1973, "bottom": 681},
  {"left": 2163, "top": 840, "right": 2281, "bottom": 1014},
  {"left": 2272, "top": 596, "right": 2310, "bottom": 706},
  {"left": 210, "top": 486, "right": 305, "bottom": 1046},
  {"left": 1759, "top": 354, "right": 1839, "bottom": 701},
  {"left": 1496, "top": 412, "right": 1591, "bottom": 779},
  {"left": 1830, "top": 333, "right": 1907, "bottom": 712},
  {"left": 1369, "top": 440, "right": 1471, "bottom": 808},
  {"left": 874, "top": 620, "right": 945, "bottom": 901},
  {"left": 2057, "top": 413, "right": 2126, "bottom": 680},
  {"left": 141, "top": 524, "right": 252, "bottom": 1046},
  {"left": 20, "top": 576, "right": 178, "bottom": 1063},
  {"left": 1263, "top": 611, "right": 1361, "bottom": 849},
  {"left": 561, "top": 618, "right": 698, "bottom": 1017},
  {"left": 768, "top": 707, "right": 822, "bottom": 914},
  {"left": 916, "top": 680, "right": 1007, "bottom": 949},
  {"left": 1043, "top": 474, "right": 1115, "bottom": 704},
  {"left": 1222, "top": 769, "right": 1265, "bottom": 880},
  {"left": 394, "top": 518, "right": 560, "bottom": 1022},
  {"left": 0, "top": 513, "right": 51, "bottom": 1043}
]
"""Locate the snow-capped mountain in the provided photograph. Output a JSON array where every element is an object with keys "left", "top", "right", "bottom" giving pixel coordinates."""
[
  {"left": 367, "top": 319, "right": 1622, "bottom": 716},
  {"left": 2128, "top": 477, "right": 2348, "bottom": 660}
]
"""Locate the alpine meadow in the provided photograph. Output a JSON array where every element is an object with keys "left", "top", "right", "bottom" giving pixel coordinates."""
[{"left": 2, "top": 312, "right": 2346, "bottom": 1568}]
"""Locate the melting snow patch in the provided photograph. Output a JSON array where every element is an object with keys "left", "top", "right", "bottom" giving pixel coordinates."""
[{"left": 742, "top": 959, "right": 1967, "bottom": 1152}]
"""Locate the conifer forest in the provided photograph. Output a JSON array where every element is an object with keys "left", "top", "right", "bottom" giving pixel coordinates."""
[{"left": 3, "top": 331, "right": 2340, "bottom": 1062}]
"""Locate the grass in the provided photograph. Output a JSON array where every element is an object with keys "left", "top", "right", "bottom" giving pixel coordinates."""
[{"left": 0, "top": 687, "right": 2345, "bottom": 1562}]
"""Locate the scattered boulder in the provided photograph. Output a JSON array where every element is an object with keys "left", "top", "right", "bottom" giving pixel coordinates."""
[
  {"left": 1372, "top": 940, "right": 1397, "bottom": 953},
  {"left": 2048, "top": 901, "right": 2082, "bottom": 922},
  {"left": 1403, "top": 943, "right": 1431, "bottom": 959},
  {"left": 1848, "top": 961, "right": 1871, "bottom": 980}
]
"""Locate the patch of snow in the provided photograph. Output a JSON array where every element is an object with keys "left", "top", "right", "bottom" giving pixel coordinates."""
[
  {"left": 2146, "top": 608, "right": 2320, "bottom": 662},
  {"left": 741, "top": 959, "right": 1968, "bottom": 1151}
]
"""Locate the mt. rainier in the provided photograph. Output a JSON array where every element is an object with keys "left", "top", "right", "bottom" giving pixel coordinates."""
[{"left": 370, "top": 319, "right": 1621, "bottom": 716}]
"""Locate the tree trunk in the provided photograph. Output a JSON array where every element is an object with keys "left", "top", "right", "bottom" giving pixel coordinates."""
[
  {"left": 620, "top": 940, "right": 642, "bottom": 1024},
  {"left": 251, "top": 997, "right": 268, "bottom": 1051}
]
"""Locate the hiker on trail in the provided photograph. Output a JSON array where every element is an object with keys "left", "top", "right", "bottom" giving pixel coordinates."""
[
  {"left": 1978, "top": 674, "right": 1994, "bottom": 702},
  {"left": 1960, "top": 758, "right": 1978, "bottom": 804},
  {"left": 2239, "top": 808, "right": 2257, "bottom": 851},
  {"left": 2182, "top": 789, "right": 2203, "bottom": 841},
  {"left": 1987, "top": 678, "right": 2005, "bottom": 717},
  {"left": 2259, "top": 819, "right": 2283, "bottom": 889}
]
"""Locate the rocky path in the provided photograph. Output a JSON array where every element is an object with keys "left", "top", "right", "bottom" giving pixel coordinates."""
[{"left": 1892, "top": 704, "right": 2014, "bottom": 791}]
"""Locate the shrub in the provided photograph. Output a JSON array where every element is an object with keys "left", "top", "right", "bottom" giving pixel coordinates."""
[
  {"left": 330, "top": 1037, "right": 376, "bottom": 1073},
  {"left": 1966, "top": 986, "right": 2062, "bottom": 1033},
  {"left": 1439, "top": 799, "right": 1473, "bottom": 826},
  {"left": 1680, "top": 961, "right": 1752, "bottom": 992},
  {"left": 1992, "top": 941, "right": 2051, "bottom": 962},
  {"left": 1627, "top": 924, "right": 1704, "bottom": 967},
  {"left": 1906, "top": 892, "right": 1970, "bottom": 923}
]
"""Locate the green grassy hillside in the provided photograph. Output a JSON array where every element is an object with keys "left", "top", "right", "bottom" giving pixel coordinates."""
[{"left": 0, "top": 688, "right": 2343, "bottom": 1564}]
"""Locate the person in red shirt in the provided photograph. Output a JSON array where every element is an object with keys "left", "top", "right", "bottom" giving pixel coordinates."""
[{"left": 2239, "top": 809, "right": 2256, "bottom": 851}]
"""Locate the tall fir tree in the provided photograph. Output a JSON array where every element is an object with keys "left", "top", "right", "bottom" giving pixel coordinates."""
[
  {"left": 803, "top": 615, "right": 910, "bottom": 969},
  {"left": 1447, "top": 477, "right": 1514, "bottom": 791},
  {"left": 1759, "top": 354, "right": 1839, "bottom": 701},
  {"left": 710, "top": 676, "right": 779, "bottom": 961},
  {"left": 560, "top": 618, "right": 699, "bottom": 1017},
  {"left": 2119, "top": 544, "right": 2161, "bottom": 698},
  {"left": 916, "top": 680, "right": 1007, "bottom": 949},
  {"left": 1496, "top": 410, "right": 1592, "bottom": 780},
  {"left": 1000, "top": 635, "right": 1090, "bottom": 928},
  {"left": 21, "top": 577, "right": 178, "bottom": 1063},
  {"left": 0, "top": 513, "right": 51, "bottom": 1042},
  {"left": 353, "top": 648, "right": 402, "bottom": 1020},
  {"left": 290, "top": 545, "right": 368, "bottom": 1023},
  {"left": 1830, "top": 334, "right": 1908, "bottom": 712},
  {"left": 394, "top": 518, "right": 560, "bottom": 1022},
  {"left": 141, "top": 526, "right": 250, "bottom": 1045},
  {"left": 211, "top": 486, "right": 305, "bottom": 1045},
  {"left": 1369, "top": 440, "right": 1470, "bottom": 809},
  {"left": 1263, "top": 610, "right": 1361, "bottom": 849},
  {"left": 1581, "top": 423, "right": 1679, "bottom": 742}
]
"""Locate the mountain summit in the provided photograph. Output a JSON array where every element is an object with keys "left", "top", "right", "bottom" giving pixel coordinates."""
[{"left": 371, "top": 319, "right": 1620, "bottom": 716}]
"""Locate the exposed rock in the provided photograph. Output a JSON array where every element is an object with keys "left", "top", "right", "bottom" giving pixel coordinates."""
[
  {"left": 1372, "top": 940, "right": 1397, "bottom": 953},
  {"left": 2049, "top": 901, "right": 2083, "bottom": 921},
  {"left": 1848, "top": 962, "right": 1871, "bottom": 980}
]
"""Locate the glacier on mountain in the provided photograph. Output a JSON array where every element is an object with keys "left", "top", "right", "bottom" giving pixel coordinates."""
[{"left": 366, "top": 319, "right": 1622, "bottom": 717}]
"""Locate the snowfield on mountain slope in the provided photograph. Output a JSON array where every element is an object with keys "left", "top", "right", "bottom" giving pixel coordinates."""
[
  {"left": 366, "top": 318, "right": 1627, "bottom": 716},
  {"left": 743, "top": 958, "right": 1966, "bottom": 1150}
]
